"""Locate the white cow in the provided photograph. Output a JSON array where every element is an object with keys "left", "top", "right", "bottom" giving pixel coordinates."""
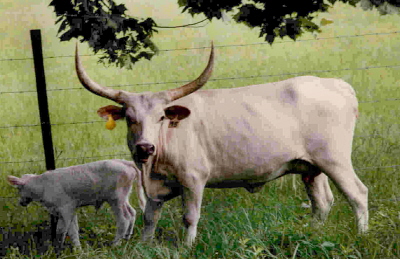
[
  {"left": 75, "top": 43, "right": 368, "bottom": 246},
  {"left": 7, "top": 159, "right": 146, "bottom": 247}
]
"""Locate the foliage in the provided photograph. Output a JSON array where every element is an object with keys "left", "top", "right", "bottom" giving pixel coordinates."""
[
  {"left": 49, "top": 0, "right": 158, "bottom": 69},
  {"left": 360, "top": 0, "right": 400, "bottom": 14},
  {"left": 49, "top": 0, "right": 400, "bottom": 68},
  {"left": 181, "top": 0, "right": 335, "bottom": 43}
]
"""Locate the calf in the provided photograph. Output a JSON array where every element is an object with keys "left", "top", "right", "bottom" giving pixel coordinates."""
[{"left": 7, "top": 159, "right": 146, "bottom": 247}]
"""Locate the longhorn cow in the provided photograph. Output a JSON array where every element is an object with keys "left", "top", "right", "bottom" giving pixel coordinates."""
[{"left": 75, "top": 44, "right": 368, "bottom": 246}]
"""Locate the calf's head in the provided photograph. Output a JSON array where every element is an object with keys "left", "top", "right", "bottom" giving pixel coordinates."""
[
  {"left": 7, "top": 175, "right": 40, "bottom": 206},
  {"left": 76, "top": 43, "right": 214, "bottom": 164}
]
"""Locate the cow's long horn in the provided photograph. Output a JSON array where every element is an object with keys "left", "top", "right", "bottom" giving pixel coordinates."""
[
  {"left": 75, "top": 44, "right": 124, "bottom": 104},
  {"left": 167, "top": 42, "right": 214, "bottom": 102}
]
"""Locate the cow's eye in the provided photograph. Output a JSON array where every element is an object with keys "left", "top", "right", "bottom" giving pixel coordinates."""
[{"left": 159, "top": 116, "right": 165, "bottom": 122}]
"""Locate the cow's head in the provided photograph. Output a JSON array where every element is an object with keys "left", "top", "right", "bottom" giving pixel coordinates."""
[{"left": 75, "top": 43, "right": 214, "bottom": 164}]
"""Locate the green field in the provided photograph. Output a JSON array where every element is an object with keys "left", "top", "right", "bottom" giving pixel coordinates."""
[{"left": 1, "top": 0, "right": 400, "bottom": 258}]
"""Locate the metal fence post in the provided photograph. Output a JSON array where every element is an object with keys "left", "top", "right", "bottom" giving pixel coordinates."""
[
  {"left": 30, "top": 29, "right": 58, "bottom": 245},
  {"left": 30, "top": 29, "right": 55, "bottom": 170}
]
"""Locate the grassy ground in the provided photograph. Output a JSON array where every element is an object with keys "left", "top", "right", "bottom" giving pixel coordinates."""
[{"left": 0, "top": 0, "right": 400, "bottom": 258}]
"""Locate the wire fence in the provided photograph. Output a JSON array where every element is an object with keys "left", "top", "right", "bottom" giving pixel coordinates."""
[
  {"left": 1, "top": 62, "right": 400, "bottom": 95},
  {"left": 1, "top": 30, "right": 400, "bottom": 62},
  {"left": 1, "top": 31, "right": 400, "bottom": 175},
  {"left": 1, "top": 191, "right": 398, "bottom": 209}
]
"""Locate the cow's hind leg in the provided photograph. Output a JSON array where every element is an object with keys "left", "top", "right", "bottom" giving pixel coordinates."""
[
  {"left": 319, "top": 163, "right": 368, "bottom": 233},
  {"left": 302, "top": 172, "right": 334, "bottom": 223}
]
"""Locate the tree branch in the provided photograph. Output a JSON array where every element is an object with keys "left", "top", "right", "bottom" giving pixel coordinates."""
[{"left": 154, "top": 18, "right": 208, "bottom": 28}]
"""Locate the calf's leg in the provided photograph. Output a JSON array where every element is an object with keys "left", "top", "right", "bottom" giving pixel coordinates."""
[
  {"left": 67, "top": 214, "right": 81, "bottom": 247},
  {"left": 109, "top": 200, "right": 131, "bottom": 245},
  {"left": 124, "top": 202, "right": 136, "bottom": 240},
  {"left": 55, "top": 217, "right": 65, "bottom": 248},
  {"left": 56, "top": 207, "right": 75, "bottom": 246}
]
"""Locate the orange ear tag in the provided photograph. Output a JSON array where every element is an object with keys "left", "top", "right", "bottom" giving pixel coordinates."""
[{"left": 105, "top": 115, "right": 116, "bottom": 130}]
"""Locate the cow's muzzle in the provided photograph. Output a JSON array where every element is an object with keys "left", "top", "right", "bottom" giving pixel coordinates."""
[{"left": 136, "top": 143, "right": 155, "bottom": 162}]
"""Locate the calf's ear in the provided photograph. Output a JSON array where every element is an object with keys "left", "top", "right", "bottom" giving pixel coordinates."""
[
  {"left": 7, "top": 175, "right": 25, "bottom": 186},
  {"left": 97, "top": 105, "right": 125, "bottom": 120}
]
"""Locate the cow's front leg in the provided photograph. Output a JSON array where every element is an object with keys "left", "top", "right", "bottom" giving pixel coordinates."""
[
  {"left": 142, "top": 198, "right": 164, "bottom": 241},
  {"left": 142, "top": 187, "right": 182, "bottom": 242},
  {"left": 182, "top": 184, "right": 205, "bottom": 246}
]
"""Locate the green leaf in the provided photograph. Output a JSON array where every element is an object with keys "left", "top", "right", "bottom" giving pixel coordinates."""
[
  {"left": 112, "top": 4, "right": 127, "bottom": 15},
  {"left": 58, "top": 20, "right": 69, "bottom": 34},
  {"left": 178, "top": 0, "right": 188, "bottom": 8},
  {"left": 320, "top": 18, "right": 334, "bottom": 26},
  {"left": 106, "top": 17, "right": 118, "bottom": 30}
]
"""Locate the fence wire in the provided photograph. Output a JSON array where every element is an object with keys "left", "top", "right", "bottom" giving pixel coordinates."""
[
  {"left": 2, "top": 63, "right": 400, "bottom": 96},
  {"left": 0, "top": 61, "right": 398, "bottom": 130},
  {"left": 1, "top": 193, "right": 399, "bottom": 207},
  {"left": 1, "top": 30, "right": 399, "bottom": 62},
  {"left": 0, "top": 153, "right": 131, "bottom": 165},
  {"left": 1, "top": 155, "right": 399, "bottom": 174},
  {"left": 0, "top": 31, "right": 399, "bottom": 182}
]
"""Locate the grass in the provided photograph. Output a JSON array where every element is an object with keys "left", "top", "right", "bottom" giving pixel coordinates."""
[{"left": 1, "top": 0, "right": 400, "bottom": 258}]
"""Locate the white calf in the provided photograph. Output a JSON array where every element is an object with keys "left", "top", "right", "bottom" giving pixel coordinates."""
[{"left": 7, "top": 159, "right": 146, "bottom": 247}]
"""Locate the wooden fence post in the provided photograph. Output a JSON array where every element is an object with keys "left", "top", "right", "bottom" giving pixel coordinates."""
[{"left": 30, "top": 29, "right": 58, "bottom": 246}]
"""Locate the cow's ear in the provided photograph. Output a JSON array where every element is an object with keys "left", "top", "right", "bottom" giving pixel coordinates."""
[
  {"left": 165, "top": 105, "right": 191, "bottom": 121},
  {"left": 97, "top": 105, "right": 125, "bottom": 120}
]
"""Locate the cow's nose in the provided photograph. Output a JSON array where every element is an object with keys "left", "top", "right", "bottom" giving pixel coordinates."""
[
  {"left": 136, "top": 143, "right": 155, "bottom": 160},
  {"left": 137, "top": 143, "right": 155, "bottom": 155}
]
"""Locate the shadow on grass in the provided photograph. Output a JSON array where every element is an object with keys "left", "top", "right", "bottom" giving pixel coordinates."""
[
  {"left": 0, "top": 220, "right": 178, "bottom": 258},
  {"left": 0, "top": 221, "right": 72, "bottom": 257}
]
